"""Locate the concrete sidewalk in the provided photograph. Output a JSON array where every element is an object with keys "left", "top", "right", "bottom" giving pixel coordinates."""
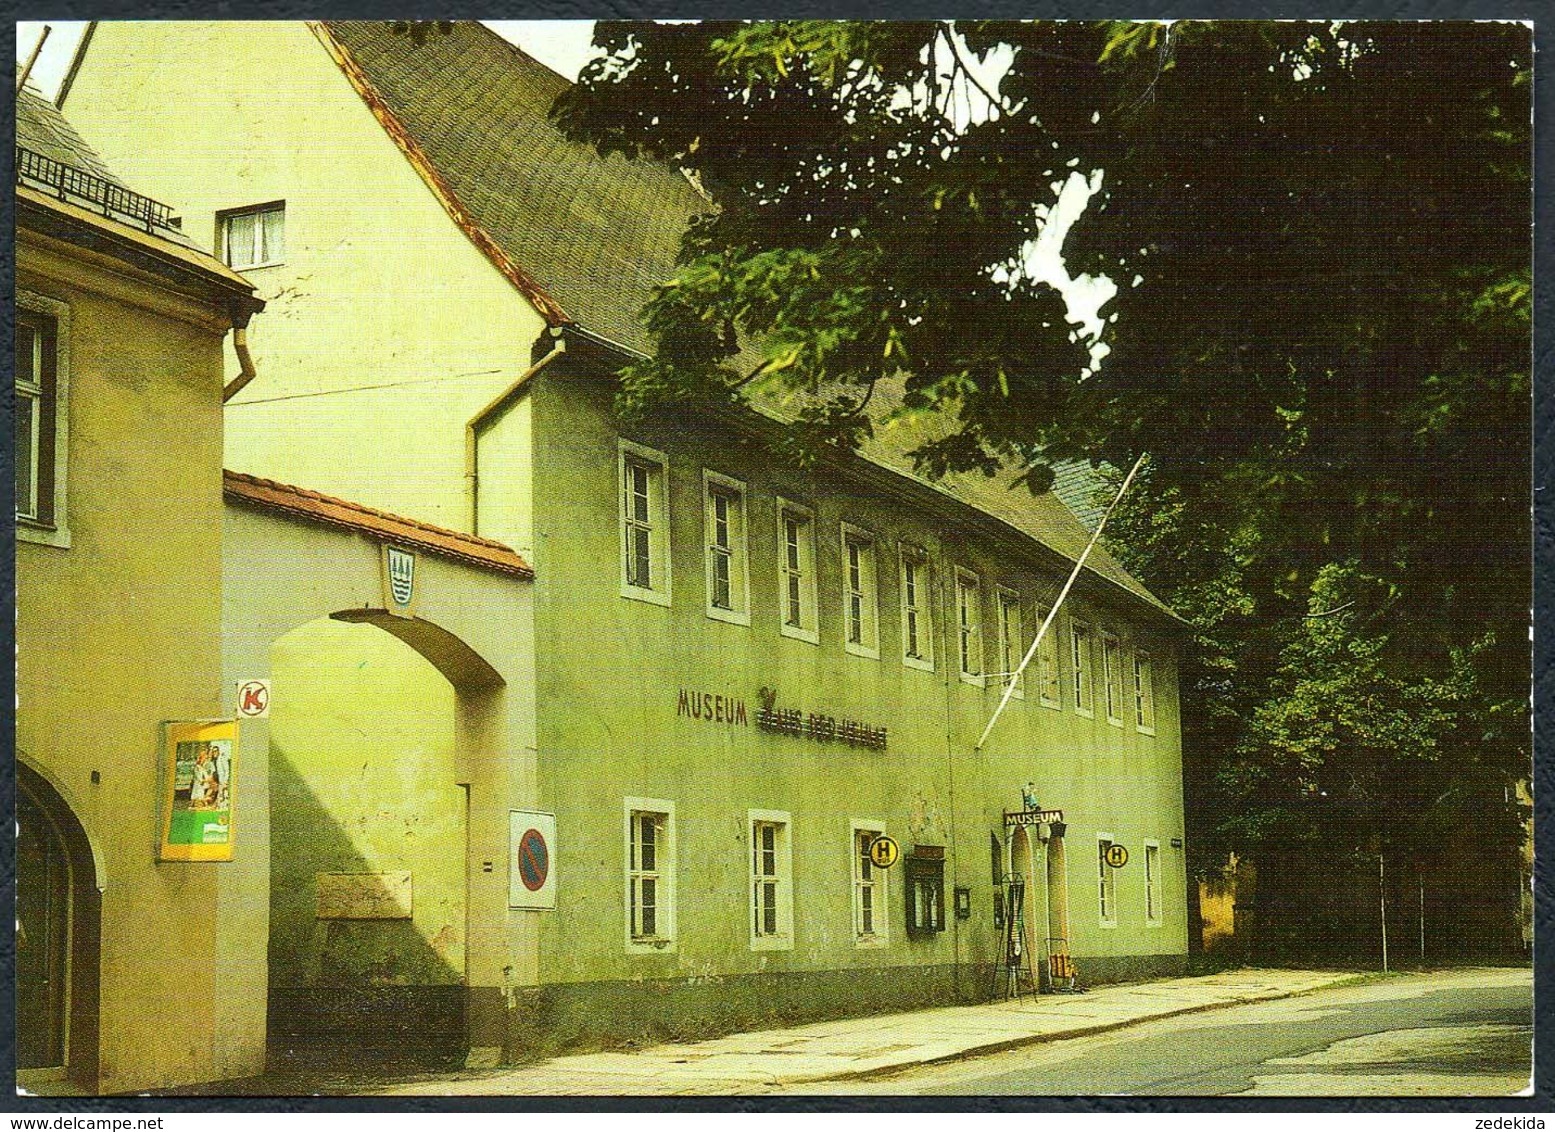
[{"left": 371, "top": 968, "right": 1364, "bottom": 1096}]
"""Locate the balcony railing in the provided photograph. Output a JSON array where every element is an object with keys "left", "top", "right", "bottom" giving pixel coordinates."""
[{"left": 17, "top": 145, "right": 177, "bottom": 234}]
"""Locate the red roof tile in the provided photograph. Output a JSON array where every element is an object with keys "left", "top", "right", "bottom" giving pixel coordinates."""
[{"left": 224, "top": 470, "right": 533, "bottom": 579}]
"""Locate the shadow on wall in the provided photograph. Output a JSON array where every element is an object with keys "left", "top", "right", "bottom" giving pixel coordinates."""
[{"left": 266, "top": 618, "right": 467, "bottom": 1069}]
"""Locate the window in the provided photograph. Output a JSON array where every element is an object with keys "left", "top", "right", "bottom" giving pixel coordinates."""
[
  {"left": 997, "top": 589, "right": 1025, "bottom": 698},
  {"left": 852, "top": 823, "right": 890, "bottom": 946},
  {"left": 1102, "top": 633, "right": 1124, "bottom": 725},
  {"left": 841, "top": 524, "right": 879, "bottom": 658},
  {"left": 15, "top": 292, "right": 69, "bottom": 548},
  {"left": 777, "top": 501, "right": 819, "bottom": 642},
  {"left": 1097, "top": 834, "right": 1118, "bottom": 925},
  {"left": 900, "top": 547, "right": 933, "bottom": 671},
  {"left": 624, "top": 799, "right": 676, "bottom": 951},
  {"left": 905, "top": 851, "right": 946, "bottom": 937},
  {"left": 703, "top": 471, "right": 750, "bottom": 623},
  {"left": 619, "top": 441, "right": 670, "bottom": 605},
  {"left": 219, "top": 202, "right": 285, "bottom": 269},
  {"left": 1035, "top": 605, "right": 1062, "bottom": 707},
  {"left": 1134, "top": 650, "right": 1157, "bottom": 734},
  {"left": 1071, "top": 622, "right": 1094, "bottom": 715},
  {"left": 748, "top": 810, "right": 793, "bottom": 950},
  {"left": 956, "top": 570, "right": 983, "bottom": 684},
  {"left": 1144, "top": 840, "right": 1162, "bottom": 925}
]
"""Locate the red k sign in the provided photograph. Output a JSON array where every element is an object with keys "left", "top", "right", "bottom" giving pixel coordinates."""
[{"left": 236, "top": 679, "right": 271, "bottom": 719}]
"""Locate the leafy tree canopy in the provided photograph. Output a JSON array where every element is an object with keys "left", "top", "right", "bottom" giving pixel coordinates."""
[{"left": 553, "top": 20, "right": 1531, "bottom": 918}]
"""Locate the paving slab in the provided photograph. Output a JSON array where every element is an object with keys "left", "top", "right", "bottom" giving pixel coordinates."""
[{"left": 366, "top": 968, "right": 1366, "bottom": 1095}]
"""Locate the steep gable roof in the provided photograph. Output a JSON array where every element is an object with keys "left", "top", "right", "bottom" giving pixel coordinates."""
[
  {"left": 318, "top": 20, "right": 703, "bottom": 352},
  {"left": 315, "top": 21, "right": 1172, "bottom": 620}
]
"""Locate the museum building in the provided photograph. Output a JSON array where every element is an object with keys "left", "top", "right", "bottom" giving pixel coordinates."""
[{"left": 53, "top": 19, "right": 1191, "bottom": 1076}]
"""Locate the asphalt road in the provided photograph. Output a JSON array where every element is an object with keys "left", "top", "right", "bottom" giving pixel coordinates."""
[{"left": 800, "top": 967, "right": 1533, "bottom": 1097}]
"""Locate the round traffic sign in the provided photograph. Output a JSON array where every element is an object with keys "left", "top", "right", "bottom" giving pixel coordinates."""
[
  {"left": 517, "top": 827, "right": 550, "bottom": 891},
  {"left": 236, "top": 679, "right": 270, "bottom": 718},
  {"left": 1104, "top": 843, "right": 1129, "bottom": 869},
  {"left": 868, "top": 835, "right": 900, "bottom": 869}
]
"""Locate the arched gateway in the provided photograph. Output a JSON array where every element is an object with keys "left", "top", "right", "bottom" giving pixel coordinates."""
[{"left": 221, "top": 472, "right": 536, "bottom": 1070}]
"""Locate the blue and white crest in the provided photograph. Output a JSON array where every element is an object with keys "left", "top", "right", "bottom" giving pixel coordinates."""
[{"left": 387, "top": 546, "right": 415, "bottom": 606}]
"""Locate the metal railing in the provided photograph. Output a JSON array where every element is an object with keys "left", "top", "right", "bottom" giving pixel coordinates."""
[{"left": 17, "top": 145, "right": 175, "bottom": 233}]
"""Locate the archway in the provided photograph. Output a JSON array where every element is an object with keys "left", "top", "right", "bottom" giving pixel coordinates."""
[
  {"left": 265, "top": 616, "right": 468, "bottom": 1067},
  {"left": 15, "top": 763, "right": 101, "bottom": 1093},
  {"left": 1007, "top": 827, "right": 1045, "bottom": 992}
]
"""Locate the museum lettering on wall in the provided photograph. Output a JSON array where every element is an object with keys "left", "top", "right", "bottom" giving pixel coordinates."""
[
  {"left": 674, "top": 687, "right": 888, "bottom": 751},
  {"left": 676, "top": 688, "right": 750, "bottom": 726}
]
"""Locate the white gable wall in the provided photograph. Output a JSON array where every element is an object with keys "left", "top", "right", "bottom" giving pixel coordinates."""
[{"left": 64, "top": 21, "right": 551, "bottom": 532}]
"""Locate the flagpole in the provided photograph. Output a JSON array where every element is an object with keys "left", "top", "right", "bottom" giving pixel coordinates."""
[{"left": 975, "top": 452, "right": 1148, "bottom": 751}]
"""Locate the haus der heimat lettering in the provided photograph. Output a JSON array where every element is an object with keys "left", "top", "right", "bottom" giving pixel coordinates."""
[{"left": 31, "top": 19, "right": 1191, "bottom": 1086}]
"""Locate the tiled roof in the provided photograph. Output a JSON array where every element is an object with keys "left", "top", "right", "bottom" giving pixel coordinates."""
[
  {"left": 315, "top": 21, "right": 1170, "bottom": 620},
  {"left": 224, "top": 470, "right": 534, "bottom": 579},
  {"left": 17, "top": 81, "right": 126, "bottom": 186},
  {"left": 319, "top": 20, "right": 704, "bottom": 353},
  {"left": 16, "top": 81, "right": 203, "bottom": 251},
  {"left": 1049, "top": 458, "right": 1113, "bottom": 531}
]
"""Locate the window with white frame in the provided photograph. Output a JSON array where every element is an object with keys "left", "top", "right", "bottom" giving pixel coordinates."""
[
  {"left": 1102, "top": 633, "right": 1124, "bottom": 724},
  {"left": 956, "top": 570, "right": 983, "bottom": 684},
  {"left": 900, "top": 547, "right": 933, "bottom": 671},
  {"left": 841, "top": 525, "right": 879, "bottom": 658},
  {"left": 1035, "top": 605, "right": 1062, "bottom": 707},
  {"left": 625, "top": 800, "right": 676, "bottom": 950},
  {"left": 1144, "top": 839, "right": 1162, "bottom": 925},
  {"left": 1071, "top": 622, "right": 1094, "bottom": 715},
  {"left": 749, "top": 810, "right": 793, "bottom": 949},
  {"left": 1097, "top": 834, "right": 1118, "bottom": 925},
  {"left": 997, "top": 589, "right": 1025, "bottom": 698},
  {"left": 852, "top": 823, "right": 889, "bottom": 945},
  {"left": 777, "top": 501, "right": 819, "bottom": 642},
  {"left": 219, "top": 202, "right": 285, "bottom": 270},
  {"left": 15, "top": 292, "right": 70, "bottom": 547},
  {"left": 1134, "top": 650, "right": 1157, "bottom": 733},
  {"left": 619, "top": 441, "right": 670, "bottom": 604},
  {"left": 703, "top": 471, "right": 750, "bottom": 623}
]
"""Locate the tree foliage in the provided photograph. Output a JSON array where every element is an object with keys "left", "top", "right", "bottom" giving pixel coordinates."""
[{"left": 553, "top": 20, "right": 1531, "bottom": 944}]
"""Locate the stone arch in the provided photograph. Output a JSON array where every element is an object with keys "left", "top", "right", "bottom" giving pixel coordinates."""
[
  {"left": 15, "top": 760, "right": 102, "bottom": 1091},
  {"left": 329, "top": 608, "right": 504, "bottom": 691}
]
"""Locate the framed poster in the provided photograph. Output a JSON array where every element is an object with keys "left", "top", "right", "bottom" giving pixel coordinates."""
[{"left": 159, "top": 720, "right": 237, "bottom": 861}]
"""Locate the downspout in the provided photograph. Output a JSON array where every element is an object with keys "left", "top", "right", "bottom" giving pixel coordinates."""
[
  {"left": 222, "top": 300, "right": 260, "bottom": 403},
  {"left": 465, "top": 332, "right": 567, "bottom": 534}
]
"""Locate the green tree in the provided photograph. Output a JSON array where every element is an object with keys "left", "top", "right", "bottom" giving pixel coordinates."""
[{"left": 554, "top": 20, "right": 1531, "bottom": 952}]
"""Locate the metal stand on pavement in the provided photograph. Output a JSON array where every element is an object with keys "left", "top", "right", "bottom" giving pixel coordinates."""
[{"left": 1001, "top": 876, "right": 1035, "bottom": 1000}]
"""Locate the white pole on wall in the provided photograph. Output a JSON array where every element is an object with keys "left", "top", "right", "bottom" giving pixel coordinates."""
[{"left": 975, "top": 452, "right": 1148, "bottom": 751}]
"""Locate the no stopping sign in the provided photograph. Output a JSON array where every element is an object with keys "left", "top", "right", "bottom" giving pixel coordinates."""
[{"left": 509, "top": 810, "right": 556, "bottom": 909}]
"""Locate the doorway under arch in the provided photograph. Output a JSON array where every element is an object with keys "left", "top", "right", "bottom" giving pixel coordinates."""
[{"left": 15, "top": 762, "right": 101, "bottom": 1093}]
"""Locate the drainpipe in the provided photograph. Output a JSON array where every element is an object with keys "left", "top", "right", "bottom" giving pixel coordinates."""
[
  {"left": 465, "top": 332, "right": 567, "bottom": 534},
  {"left": 222, "top": 301, "right": 261, "bottom": 403}
]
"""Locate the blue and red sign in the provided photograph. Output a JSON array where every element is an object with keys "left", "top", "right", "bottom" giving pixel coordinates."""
[
  {"left": 508, "top": 810, "right": 556, "bottom": 909},
  {"left": 517, "top": 827, "right": 549, "bottom": 892}
]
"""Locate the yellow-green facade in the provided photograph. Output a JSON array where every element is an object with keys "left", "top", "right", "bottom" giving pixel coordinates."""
[
  {"left": 61, "top": 18, "right": 1189, "bottom": 1070},
  {"left": 15, "top": 118, "right": 262, "bottom": 1091}
]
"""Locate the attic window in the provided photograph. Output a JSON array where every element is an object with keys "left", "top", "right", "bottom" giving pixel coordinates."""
[{"left": 219, "top": 203, "right": 285, "bottom": 270}]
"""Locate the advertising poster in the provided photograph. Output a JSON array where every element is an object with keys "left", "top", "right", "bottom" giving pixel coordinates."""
[{"left": 159, "top": 720, "right": 237, "bottom": 861}]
